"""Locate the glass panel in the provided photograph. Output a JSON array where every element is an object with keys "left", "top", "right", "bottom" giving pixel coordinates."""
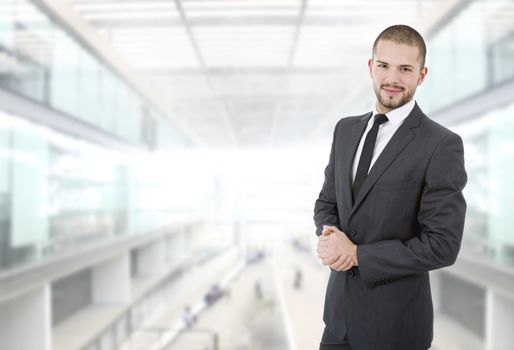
[
  {"left": 419, "top": 0, "right": 513, "bottom": 113},
  {"left": 0, "top": 0, "right": 191, "bottom": 148},
  {"left": 0, "top": 0, "right": 192, "bottom": 273},
  {"left": 453, "top": 101, "right": 514, "bottom": 267},
  {"left": 47, "top": 136, "right": 122, "bottom": 253},
  {"left": 490, "top": 33, "right": 514, "bottom": 85},
  {"left": 50, "top": 30, "right": 79, "bottom": 115},
  {"left": 452, "top": 2, "right": 488, "bottom": 101},
  {"left": 0, "top": 0, "right": 15, "bottom": 50},
  {"left": 421, "top": 22, "right": 456, "bottom": 112},
  {"left": 9, "top": 0, "right": 52, "bottom": 101},
  {"left": 114, "top": 84, "right": 139, "bottom": 142},
  {"left": 99, "top": 68, "right": 118, "bottom": 133},
  {"left": 156, "top": 112, "right": 189, "bottom": 150},
  {"left": 0, "top": 109, "right": 135, "bottom": 272},
  {"left": 487, "top": 108, "right": 514, "bottom": 252},
  {"left": 10, "top": 119, "right": 49, "bottom": 254},
  {"left": 126, "top": 90, "right": 141, "bottom": 144},
  {"left": 77, "top": 50, "right": 101, "bottom": 125},
  {"left": 0, "top": 1, "right": 15, "bottom": 88}
]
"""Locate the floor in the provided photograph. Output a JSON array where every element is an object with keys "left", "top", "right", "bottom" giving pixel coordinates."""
[{"left": 123, "top": 242, "right": 483, "bottom": 350}]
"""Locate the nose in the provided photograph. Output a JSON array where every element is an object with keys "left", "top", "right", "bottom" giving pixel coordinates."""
[{"left": 384, "top": 69, "right": 401, "bottom": 85}]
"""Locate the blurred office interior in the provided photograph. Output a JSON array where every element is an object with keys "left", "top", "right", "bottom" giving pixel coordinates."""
[{"left": 0, "top": 0, "right": 514, "bottom": 349}]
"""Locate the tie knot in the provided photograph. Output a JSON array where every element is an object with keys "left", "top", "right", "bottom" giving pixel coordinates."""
[{"left": 374, "top": 114, "right": 389, "bottom": 125}]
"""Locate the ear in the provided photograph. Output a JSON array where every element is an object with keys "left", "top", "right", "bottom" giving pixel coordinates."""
[
  {"left": 368, "top": 58, "right": 373, "bottom": 77},
  {"left": 417, "top": 66, "right": 428, "bottom": 86}
]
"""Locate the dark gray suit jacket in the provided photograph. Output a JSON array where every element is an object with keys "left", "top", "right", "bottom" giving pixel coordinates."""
[{"left": 314, "top": 103, "right": 467, "bottom": 350}]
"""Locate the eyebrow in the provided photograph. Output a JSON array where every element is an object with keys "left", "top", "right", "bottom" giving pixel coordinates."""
[{"left": 376, "top": 60, "right": 415, "bottom": 69}]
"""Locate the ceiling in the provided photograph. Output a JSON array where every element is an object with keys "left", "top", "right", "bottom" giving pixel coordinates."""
[{"left": 66, "top": 0, "right": 451, "bottom": 148}]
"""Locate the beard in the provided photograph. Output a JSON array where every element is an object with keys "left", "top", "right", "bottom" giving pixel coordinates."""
[{"left": 374, "top": 83, "right": 415, "bottom": 110}]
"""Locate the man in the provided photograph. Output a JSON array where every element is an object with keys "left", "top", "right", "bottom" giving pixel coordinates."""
[{"left": 313, "top": 25, "right": 467, "bottom": 350}]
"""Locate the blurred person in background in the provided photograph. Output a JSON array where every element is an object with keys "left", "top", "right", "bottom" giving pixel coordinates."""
[
  {"left": 182, "top": 305, "right": 196, "bottom": 329},
  {"left": 254, "top": 279, "right": 263, "bottom": 300},
  {"left": 293, "top": 267, "right": 303, "bottom": 290},
  {"left": 314, "top": 24, "right": 467, "bottom": 350}
]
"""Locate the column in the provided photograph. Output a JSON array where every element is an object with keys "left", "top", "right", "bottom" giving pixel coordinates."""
[
  {"left": 486, "top": 290, "right": 514, "bottom": 350},
  {"left": 92, "top": 253, "right": 130, "bottom": 304},
  {"left": 0, "top": 285, "right": 51, "bottom": 350},
  {"left": 137, "top": 238, "right": 165, "bottom": 276}
]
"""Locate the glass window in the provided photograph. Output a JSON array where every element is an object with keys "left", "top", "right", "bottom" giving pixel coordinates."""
[
  {"left": 452, "top": 2, "right": 488, "bottom": 101},
  {"left": 0, "top": 0, "right": 190, "bottom": 148},
  {"left": 453, "top": 101, "right": 514, "bottom": 267},
  {"left": 490, "top": 33, "right": 514, "bottom": 85},
  {"left": 418, "top": 0, "right": 514, "bottom": 114},
  {"left": 0, "top": 0, "right": 192, "bottom": 274},
  {"left": 98, "top": 68, "right": 118, "bottom": 133},
  {"left": 0, "top": 1, "right": 15, "bottom": 88},
  {"left": 422, "top": 23, "right": 456, "bottom": 112},
  {"left": 50, "top": 30, "right": 79, "bottom": 115},
  {"left": 114, "top": 84, "right": 140, "bottom": 143},
  {"left": 7, "top": 0, "right": 52, "bottom": 101},
  {"left": 0, "top": 110, "right": 136, "bottom": 272},
  {"left": 77, "top": 50, "right": 101, "bottom": 125},
  {"left": 0, "top": 0, "right": 15, "bottom": 51},
  {"left": 10, "top": 119, "right": 49, "bottom": 255}
]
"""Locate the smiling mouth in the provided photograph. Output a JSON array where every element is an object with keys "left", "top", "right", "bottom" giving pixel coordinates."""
[{"left": 382, "top": 86, "right": 403, "bottom": 96}]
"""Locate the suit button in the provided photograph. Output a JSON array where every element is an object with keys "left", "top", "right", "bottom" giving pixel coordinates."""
[
  {"left": 348, "top": 269, "right": 355, "bottom": 277},
  {"left": 349, "top": 230, "right": 356, "bottom": 236}
]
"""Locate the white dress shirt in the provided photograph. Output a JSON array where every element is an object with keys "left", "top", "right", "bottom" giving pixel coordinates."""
[{"left": 351, "top": 98, "right": 416, "bottom": 183}]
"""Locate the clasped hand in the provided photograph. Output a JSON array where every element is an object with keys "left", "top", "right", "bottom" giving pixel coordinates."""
[{"left": 317, "top": 225, "right": 358, "bottom": 271}]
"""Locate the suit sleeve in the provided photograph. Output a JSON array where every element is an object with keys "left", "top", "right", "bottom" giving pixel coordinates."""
[
  {"left": 357, "top": 132, "right": 467, "bottom": 287},
  {"left": 313, "top": 121, "right": 342, "bottom": 236}
]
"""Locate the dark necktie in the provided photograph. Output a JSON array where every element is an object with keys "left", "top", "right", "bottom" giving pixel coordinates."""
[{"left": 352, "top": 114, "right": 389, "bottom": 201}]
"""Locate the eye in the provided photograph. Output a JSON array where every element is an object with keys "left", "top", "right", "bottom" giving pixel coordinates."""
[
  {"left": 401, "top": 67, "right": 413, "bottom": 72},
  {"left": 377, "top": 63, "right": 388, "bottom": 68}
]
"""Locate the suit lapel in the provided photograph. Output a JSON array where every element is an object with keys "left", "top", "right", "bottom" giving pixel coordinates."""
[
  {"left": 340, "top": 113, "right": 371, "bottom": 211},
  {"left": 349, "top": 103, "right": 423, "bottom": 219}
]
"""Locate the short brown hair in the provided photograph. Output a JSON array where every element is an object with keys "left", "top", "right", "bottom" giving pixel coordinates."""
[{"left": 372, "top": 25, "right": 427, "bottom": 68}]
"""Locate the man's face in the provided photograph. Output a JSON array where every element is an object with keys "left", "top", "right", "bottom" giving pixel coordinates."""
[{"left": 368, "top": 40, "right": 428, "bottom": 113}]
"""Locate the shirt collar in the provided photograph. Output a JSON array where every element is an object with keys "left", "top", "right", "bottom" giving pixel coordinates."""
[{"left": 371, "top": 98, "right": 416, "bottom": 127}]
